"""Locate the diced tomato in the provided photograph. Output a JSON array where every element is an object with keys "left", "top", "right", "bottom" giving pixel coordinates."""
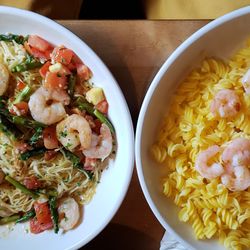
[
  {"left": 67, "top": 62, "right": 76, "bottom": 71},
  {"left": 84, "top": 157, "right": 97, "bottom": 171},
  {"left": 43, "top": 126, "right": 59, "bottom": 149},
  {"left": 30, "top": 217, "right": 53, "bottom": 234},
  {"left": 95, "top": 100, "right": 108, "bottom": 114},
  {"left": 39, "top": 61, "right": 51, "bottom": 78},
  {"left": 51, "top": 46, "right": 74, "bottom": 65},
  {"left": 31, "top": 46, "right": 51, "bottom": 61},
  {"left": 24, "top": 176, "right": 42, "bottom": 190},
  {"left": 76, "top": 64, "right": 92, "bottom": 81},
  {"left": 44, "top": 150, "right": 57, "bottom": 161},
  {"left": 9, "top": 108, "right": 16, "bottom": 115},
  {"left": 15, "top": 141, "right": 31, "bottom": 153},
  {"left": 14, "top": 101, "right": 29, "bottom": 116},
  {"left": 16, "top": 81, "right": 26, "bottom": 91},
  {"left": 25, "top": 41, "right": 52, "bottom": 61},
  {"left": 71, "top": 53, "right": 83, "bottom": 65},
  {"left": 44, "top": 72, "right": 67, "bottom": 90},
  {"left": 92, "top": 119, "right": 102, "bottom": 134},
  {"left": 34, "top": 202, "right": 53, "bottom": 225},
  {"left": 28, "top": 35, "right": 53, "bottom": 52}
]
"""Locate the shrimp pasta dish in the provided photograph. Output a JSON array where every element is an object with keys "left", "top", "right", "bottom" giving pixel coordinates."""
[
  {"left": 0, "top": 34, "right": 115, "bottom": 234},
  {"left": 152, "top": 40, "right": 250, "bottom": 249}
]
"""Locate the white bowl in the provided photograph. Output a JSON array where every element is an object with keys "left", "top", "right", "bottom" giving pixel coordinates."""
[
  {"left": 0, "top": 6, "right": 134, "bottom": 250},
  {"left": 135, "top": 6, "right": 250, "bottom": 250}
]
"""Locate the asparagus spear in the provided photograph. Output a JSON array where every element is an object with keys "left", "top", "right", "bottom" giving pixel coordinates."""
[
  {"left": 5, "top": 176, "right": 39, "bottom": 199},
  {"left": 49, "top": 196, "right": 59, "bottom": 233},
  {"left": 0, "top": 34, "right": 27, "bottom": 44},
  {"left": 62, "top": 149, "right": 93, "bottom": 179},
  {"left": 0, "top": 215, "right": 20, "bottom": 225},
  {"left": 29, "top": 127, "right": 43, "bottom": 146},
  {"left": 20, "top": 147, "right": 46, "bottom": 161},
  {"left": 0, "top": 108, "right": 46, "bottom": 129},
  {"left": 68, "top": 74, "right": 76, "bottom": 98},
  {"left": 13, "top": 85, "right": 32, "bottom": 104},
  {"left": 16, "top": 209, "right": 35, "bottom": 223},
  {"left": 93, "top": 109, "right": 115, "bottom": 134},
  {"left": 75, "top": 97, "right": 115, "bottom": 134},
  {"left": 0, "top": 115, "right": 20, "bottom": 139}
]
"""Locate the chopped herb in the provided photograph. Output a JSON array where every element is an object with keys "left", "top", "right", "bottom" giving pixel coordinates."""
[
  {"left": 65, "top": 143, "right": 72, "bottom": 149},
  {"left": 59, "top": 130, "right": 68, "bottom": 138}
]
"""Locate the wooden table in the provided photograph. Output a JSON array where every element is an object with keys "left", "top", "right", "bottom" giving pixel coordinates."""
[{"left": 59, "top": 20, "right": 210, "bottom": 250}]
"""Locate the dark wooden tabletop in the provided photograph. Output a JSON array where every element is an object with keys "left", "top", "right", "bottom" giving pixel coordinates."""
[{"left": 59, "top": 20, "right": 210, "bottom": 250}]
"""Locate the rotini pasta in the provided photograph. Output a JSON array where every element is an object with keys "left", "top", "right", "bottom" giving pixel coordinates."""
[{"left": 152, "top": 40, "right": 250, "bottom": 249}]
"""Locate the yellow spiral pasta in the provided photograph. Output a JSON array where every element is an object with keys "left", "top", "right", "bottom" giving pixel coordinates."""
[{"left": 152, "top": 40, "right": 250, "bottom": 249}]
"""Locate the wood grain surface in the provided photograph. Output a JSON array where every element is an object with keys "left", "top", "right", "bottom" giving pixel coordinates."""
[{"left": 59, "top": 20, "right": 209, "bottom": 250}]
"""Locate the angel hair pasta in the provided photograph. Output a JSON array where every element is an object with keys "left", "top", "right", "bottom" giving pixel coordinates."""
[
  {"left": 0, "top": 34, "right": 115, "bottom": 234},
  {"left": 152, "top": 39, "right": 250, "bottom": 250}
]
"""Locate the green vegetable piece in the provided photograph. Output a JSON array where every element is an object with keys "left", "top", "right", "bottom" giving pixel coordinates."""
[
  {"left": 76, "top": 97, "right": 115, "bottom": 134},
  {"left": 5, "top": 176, "right": 39, "bottom": 199},
  {"left": 16, "top": 209, "right": 35, "bottom": 223},
  {"left": 0, "top": 115, "right": 16, "bottom": 139},
  {"left": 49, "top": 196, "right": 59, "bottom": 233},
  {"left": 29, "top": 127, "right": 43, "bottom": 145},
  {"left": 20, "top": 147, "right": 46, "bottom": 161},
  {"left": 62, "top": 149, "right": 93, "bottom": 179},
  {"left": 0, "top": 215, "right": 20, "bottom": 225},
  {"left": 0, "top": 114, "right": 22, "bottom": 139},
  {"left": 13, "top": 85, "right": 32, "bottom": 104},
  {"left": 0, "top": 34, "right": 27, "bottom": 44},
  {"left": 76, "top": 97, "right": 95, "bottom": 115},
  {"left": 93, "top": 109, "right": 115, "bottom": 134},
  {"left": 12, "top": 115, "right": 46, "bottom": 129},
  {"left": 0, "top": 107, "right": 46, "bottom": 129},
  {"left": 68, "top": 74, "right": 76, "bottom": 98}
]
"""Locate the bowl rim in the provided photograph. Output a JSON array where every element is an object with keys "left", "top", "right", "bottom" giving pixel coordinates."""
[
  {"left": 135, "top": 5, "right": 250, "bottom": 250},
  {"left": 0, "top": 6, "right": 135, "bottom": 250}
]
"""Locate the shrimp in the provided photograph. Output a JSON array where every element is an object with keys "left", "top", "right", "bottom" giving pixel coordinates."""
[
  {"left": 210, "top": 89, "right": 241, "bottom": 118},
  {"left": 28, "top": 87, "right": 70, "bottom": 125},
  {"left": 195, "top": 145, "right": 224, "bottom": 180},
  {"left": 58, "top": 197, "right": 80, "bottom": 231},
  {"left": 221, "top": 137, "right": 250, "bottom": 191},
  {"left": 241, "top": 68, "right": 250, "bottom": 94},
  {"left": 56, "top": 114, "right": 92, "bottom": 151},
  {"left": 83, "top": 123, "right": 112, "bottom": 161},
  {"left": 0, "top": 63, "right": 9, "bottom": 95}
]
